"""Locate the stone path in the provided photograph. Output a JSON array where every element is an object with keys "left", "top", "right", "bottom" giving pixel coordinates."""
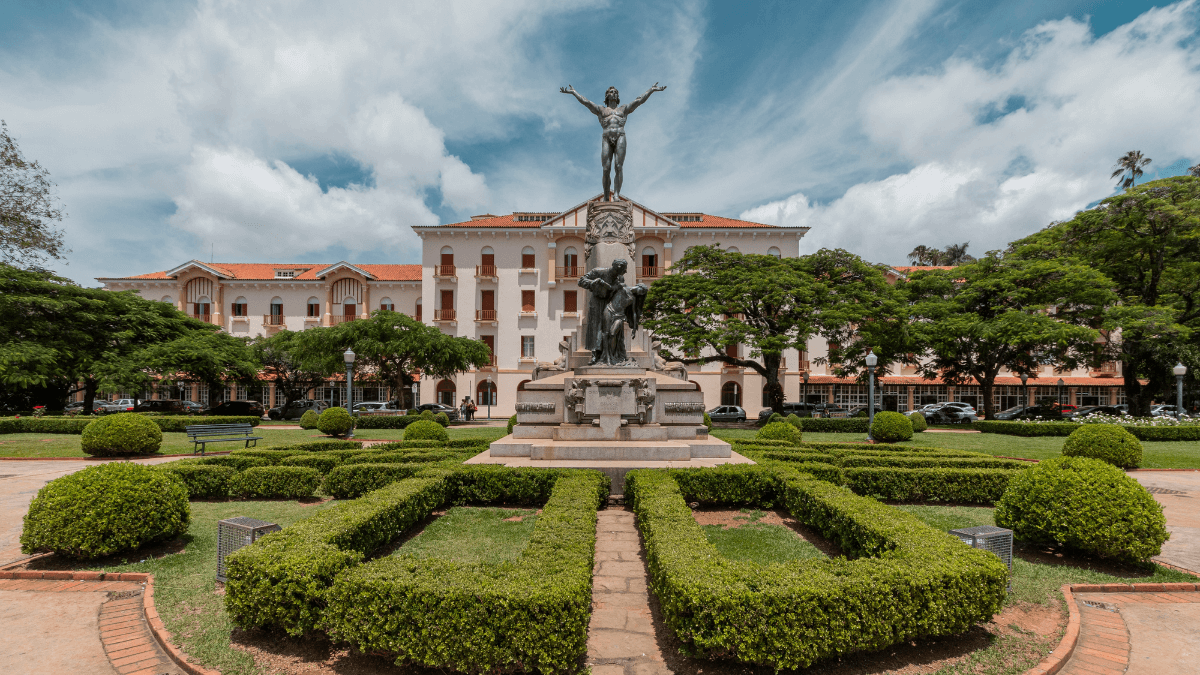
[
  {"left": 588, "top": 506, "right": 669, "bottom": 675},
  {"left": 1130, "top": 471, "right": 1200, "bottom": 574},
  {"left": 1059, "top": 588, "right": 1200, "bottom": 674}
]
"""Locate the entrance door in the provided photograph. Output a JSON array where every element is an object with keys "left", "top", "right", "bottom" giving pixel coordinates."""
[
  {"left": 440, "top": 290, "right": 454, "bottom": 320},
  {"left": 343, "top": 303, "right": 356, "bottom": 320},
  {"left": 482, "top": 335, "right": 496, "bottom": 366},
  {"left": 480, "top": 290, "right": 495, "bottom": 320}
]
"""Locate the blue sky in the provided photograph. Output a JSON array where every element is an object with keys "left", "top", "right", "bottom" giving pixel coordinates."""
[{"left": 2, "top": 0, "right": 1198, "bottom": 284}]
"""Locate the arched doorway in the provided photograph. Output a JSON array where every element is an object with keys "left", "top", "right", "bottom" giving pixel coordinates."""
[
  {"left": 477, "top": 380, "right": 497, "bottom": 407},
  {"left": 436, "top": 379, "right": 456, "bottom": 406},
  {"left": 517, "top": 379, "right": 531, "bottom": 391},
  {"left": 721, "top": 382, "right": 742, "bottom": 406}
]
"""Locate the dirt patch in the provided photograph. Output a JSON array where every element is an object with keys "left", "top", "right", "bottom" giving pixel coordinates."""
[
  {"left": 232, "top": 629, "right": 441, "bottom": 675},
  {"left": 501, "top": 508, "right": 540, "bottom": 522},
  {"left": 691, "top": 507, "right": 844, "bottom": 558},
  {"left": 298, "top": 496, "right": 334, "bottom": 507},
  {"left": 1015, "top": 540, "right": 1162, "bottom": 578},
  {"left": 17, "top": 535, "right": 192, "bottom": 570}
]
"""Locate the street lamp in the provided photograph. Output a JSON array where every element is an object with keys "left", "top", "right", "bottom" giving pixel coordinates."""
[
  {"left": 411, "top": 382, "right": 419, "bottom": 413},
  {"left": 1175, "top": 363, "right": 1188, "bottom": 421},
  {"left": 343, "top": 348, "right": 355, "bottom": 439},
  {"left": 1019, "top": 372, "right": 1029, "bottom": 412},
  {"left": 865, "top": 352, "right": 878, "bottom": 441},
  {"left": 1057, "top": 378, "right": 1065, "bottom": 414},
  {"left": 485, "top": 375, "right": 493, "bottom": 420}
]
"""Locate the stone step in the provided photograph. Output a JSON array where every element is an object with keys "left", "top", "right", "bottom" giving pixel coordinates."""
[{"left": 531, "top": 441, "right": 691, "bottom": 461}]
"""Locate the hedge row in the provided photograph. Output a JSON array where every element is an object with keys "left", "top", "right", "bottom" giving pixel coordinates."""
[
  {"left": 321, "top": 463, "right": 428, "bottom": 499},
  {"left": 627, "top": 466, "right": 1008, "bottom": 669},
  {"left": 798, "top": 417, "right": 869, "bottom": 433},
  {"left": 322, "top": 471, "right": 608, "bottom": 672},
  {"left": 0, "top": 416, "right": 262, "bottom": 435},
  {"left": 971, "top": 420, "right": 1200, "bottom": 441}
]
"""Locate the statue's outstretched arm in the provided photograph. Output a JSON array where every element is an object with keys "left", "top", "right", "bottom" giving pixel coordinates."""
[
  {"left": 624, "top": 82, "right": 667, "bottom": 115},
  {"left": 560, "top": 85, "right": 602, "bottom": 117}
]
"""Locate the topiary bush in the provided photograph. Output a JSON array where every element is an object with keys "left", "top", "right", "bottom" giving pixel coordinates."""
[
  {"left": 80, "top": 413, "right": 163, "bottom": 456},
  {"left": 317, "top": 407, "right": 355, "bottom": 437},
  {"left": 766, "top": 412, "right": 785, "bottom": 425},
  {"left": 786, "top": 413, "right": 802, "bottom": 429},
  {"left": 702, "top": 412, "right": 713, "bottom": 431},
  {"left": 756, "top": 421, "right": 802, "bottom": 446},
  {"left": 420, "top": 410, "right": 435, "bottom": 420},
  {"left": 507, "top": 414, "right": 518, "bottom": 435},
  {"left": 158, "top": 463, "right": 235, "bottom": 499},
  {"left": 1062, "top": 423, "right": 1143, "bottom": 468},
  {"left": 21, "top": 462, "right": 189, "bottom": 559},
  {"left": 405, "top": 419, "right": 449, "bottom": 443},
  {"left": 299, "top": 410, "right": 320, "bottom": 429},
  {"left": 871, "top": 411, "right": 914, "bottom": 443},
  {"left": 232, "top": 466, "right": 320, "bottom": 499},
  {"left": 280, "top": 453, "right": 342, "bottom": 474},
  {"left": 908, "top": 412, "right": 927, "bottom": 433},
  {"left": 995, "top": 457, "right": 1168, "bottom": 563},
  {"left": 434, "top": 412, "right": 450, "bottom": 427}
]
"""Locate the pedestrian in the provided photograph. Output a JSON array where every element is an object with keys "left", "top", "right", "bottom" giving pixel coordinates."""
[
  {"left": 467, "top": 397, "right": 477, "bottom": 421},
  {"left": 460, "top": 396, "right": 469, "bottom": 422}
]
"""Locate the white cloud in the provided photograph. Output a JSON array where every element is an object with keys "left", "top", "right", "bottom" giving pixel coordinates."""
[{"left": 743, "top": 2, "right": 1200, "bottom": 263}]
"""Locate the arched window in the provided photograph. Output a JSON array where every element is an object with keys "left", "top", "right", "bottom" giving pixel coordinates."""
[
  {"left": 195, "top": 295, "right": 212, "bottom": 321},
  {"left": 440, "top": 246, "right": 454, "bottom": 275},
  {"left": 521, "top": 246, "right": 536, "bottom": 269},
  {"left": 517, "top": 379, "right": 532, "bottom": 391},
  {"left": 641, "top": 246, "right": 658, "bottom": 277},
  {"left": 480, "top": 246, "right": 495, "bottom": 274},
  {"left": 379, "top": 297, "right": 394, "bottom": 312},
  {"left": 767, "top": 246, "right": 781, "bottom": 258},
  {"left": 721, "top": 381, "right": 742, "bottom": 406},
  {"left": 232, "top": 296, "right": 248, "bottom": 317},
  {"left": 160, "top": 295, "right": 173, "bottom": 306},
  {"left": 477, "top": 380, "right": 497, "bottom": 407},
  {"left": 414, "top": 298, "right": 422, "bottom": 322},
  {"left": 562, "top": 246, "right": 578, "bottom": 275},
  {"left": 726, "top": 246, "right": 740, "bottom": 254},
  {"left": 269, "top": 297, "right": 284, "bottom": 326},
  {"left": 436, "top": 379, "right": 456, "bottom": 407},
  {"left": 307, "top": 297, "right": 321, "bottom": 318}
]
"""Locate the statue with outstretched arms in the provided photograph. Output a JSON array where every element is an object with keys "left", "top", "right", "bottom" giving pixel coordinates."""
[{"left": 560, "top": 83, "right": 667, "bottom": 201}]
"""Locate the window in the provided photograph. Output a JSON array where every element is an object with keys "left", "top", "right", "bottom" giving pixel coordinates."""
[
  {"left": 481, "top": 246, "right": 495, "bottom": 266},
  {"left": 563, "top": 290, "right": 577, "bottom": 313},
  {"left": 440, "top": 290, "right": 453, "bottom": 309},
  {"left": 232, "top": 297, "right": 248, "bottom": 317},
  {"left": 379, "top": 297, "right": 394, "bottom": 312},
  {"left": 307, "top": 297, "right": 321, "bottom": 318},
  {"left": 478, "top": 290, "right": 495, "bottom": 321},
  {"left": 721, "top": 382, "right": 742, "bottom": 406},
  {"left": 193, "top": 296, "right": 211, "bottom": 320},
  {"left": 440, "top": 246, "right": 454, "bottom": 266},
  {"left": 767, "top": 247, "right": 781, "bottom": 258},
  {"left": 274, "top": 270, "right": 295, "bottom": 278},
  {"left": 415, "top": 300, "right": 422, "bottom": 322},
  {"left": 521, "top": 290, "right": 535, "bottom": 312},
  {"left": 482, "top": 335, "right": 496, "bottom": 366},
  {"left": 521, "top": 336, "right": 535, "bottom": 359},
  {"left": 477, "top": 380, "right": 497, "bottom": 407},
  {"left": 725, "top": 343, "right": 739, "bottom": 359},
  {"left": 161, "top": 295, "right": 173, "bottom": 305},
  {"left": 726, "top": 246, "right": 739, "bottom": 253},
  {"left": 521, "top": 246, "right": 536, "bottom": 269},
  {"left": 436, "top": 379, "right": 456, "bottom": 407},
  {"left": 267, "top": 298, "right": 284, "bottom": 325},
  {"left": 563, "top": 247, "right": 578, "bottom": 268}
]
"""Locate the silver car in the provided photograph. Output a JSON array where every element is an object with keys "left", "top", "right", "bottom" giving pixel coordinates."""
[{"left": 707, "top": 405, "right": 747, "bottom": 422}]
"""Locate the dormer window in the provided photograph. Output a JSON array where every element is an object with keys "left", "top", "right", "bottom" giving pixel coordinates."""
[{"left": 275, "top": 270, "right": 296, "bottom": 278}]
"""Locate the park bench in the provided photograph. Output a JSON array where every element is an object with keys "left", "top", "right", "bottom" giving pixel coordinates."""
[{"left": 186, "top": 423, "right": 263, "bottom": 455}]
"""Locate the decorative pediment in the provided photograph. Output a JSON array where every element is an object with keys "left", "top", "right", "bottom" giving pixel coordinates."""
[
  {"left": 314, "top": 261, "right": 377, "bottom": 280},
  {"left": 165, "top": 260, "right": 232, "bottom": 279}
]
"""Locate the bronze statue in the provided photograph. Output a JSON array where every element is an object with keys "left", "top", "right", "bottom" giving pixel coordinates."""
[
  {"left": 578, "top": 259, "right": 648, "bottom": 365},
  {"left": 560, "top": 83, "right": 667, "bottom": 201}
]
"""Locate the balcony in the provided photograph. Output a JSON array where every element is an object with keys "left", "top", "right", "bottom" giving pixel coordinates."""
[
  {"left": 519, "top": 267, "right": 537, "bottom": 276},
  {"left": 1090, "top": 362, "right": 1119, "bottom": 378},
  {"left": 329, "top": 315, "right": 358, "bottom": 325},
  {"left": 263, "top": 314, "right": 286, "bottom": 327},
  {"left": 637, "top": 266, "right": 661, "bottom": 279},
  {"left": 797, "top": 360, "right": 810, "bottom": 372},
  {"left": 475, "top": 265, "right": 498, "bottom": 280},
  {"left": 434, "top": 265, "right": 457, "bottom": 280},
  {"left": 190, "top": 313, "right": 212, "bottom": 324},
  {"left": 557, "top": 265, "right": 582, "bottom": 279},
  {"left": 475, "top": 309, "right": 497, "bottom": 323},
  {"left": 561, "top": 311, "right": 580, "bottom": 319},
  {"left": 434, "top": 309, "right": 457, "bottom": 322}
]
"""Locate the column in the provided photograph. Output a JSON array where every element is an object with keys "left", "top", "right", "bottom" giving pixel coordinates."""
[
  {"left": 361, "top": 280, "right": 371, "bottom": 319},
  {"left": 323, "top": 283, "right": 333, "bottom": 326},
  {"left": 547, "top": 240, "right": 557, "bottom": 287},
  {"left": 907, "top": 386, "right": 915, "bottom": 412},
  {"left": 947, "top": 385, "right": 955, "bottom": 402},
  {"left": 268, "top": 382, "right": 277, "bottom": 408},
  {"left": 1069, "top": 387, "right": 1078, "bottom": 406},
  {"left": 177, "top": 284, "right": 186, "bottom": 312},
  {"left": 663, "top": 241, "right": 673, "bottom": 271},
  {"left": 190, "top": 383, "right": 199, "bottom": 404},
  {"left": 213, "top": 281, "right": 225, "bottom": 328}
]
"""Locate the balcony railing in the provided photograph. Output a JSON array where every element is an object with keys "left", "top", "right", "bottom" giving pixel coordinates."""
[
  {"left": 263, "top": 314, "right": 285, "bottom": 326},
  {"left": 330, "top": 315, "right": 357, "bottom": 325},
  {"left": 476, "top": 265, "right": 497, "bottom": 278},
  {"left": 434, "top": 265, "right": 457, "bottom": 279},
  {"left": 434, "top": 309, "right": 456, "bottom": 321},
  {"left": 637, "top": 266, "right": 661, "bottom": 279},
  {"left": 1090, "top": 362, "right": 1119, "bottom": 377},
  {"left": 190, "top": 313, "right": 212, "bottom": 323},
  {"left": 475, "top": 309, "right": 497, "bottom": 322},
  {"left": 557, "top": 265, "right": 582, "bottom": 279}
]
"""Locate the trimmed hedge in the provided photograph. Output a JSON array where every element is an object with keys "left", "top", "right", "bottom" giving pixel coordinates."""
[
  {"left": 299, "top": 410, "right": 319, "bottom": 429},
  {"left": 197, "top": 455, "right": 272, "bottom": 472},
  {"left": 434, "top": 412, "right": 450, "bottom": 427},
  {"left": 1061, "top": 424, "right": 1143, "bottom": 468},
  {"left": 354, "top": 415, "right": 421, "bottom": 429},
  {"left": 158, "top": 463, "right": 236, "bottom": 499},
  {"left": 799, "top": 417, "right": 869, "bottom": 433},
  {"left": 341, "top": 451, "right": 467, "bottom": 466},
  {"left": 318, "top": 407, "right": 355, "bottom": 436},
  {"left": 786, "top": 413, "right": 802, "bottom": 429},
  {"left": 996, "top": 457, "right": 1168, "bottom": 563},
  {"left": 756, "top": 421, "right": 802, "bottom": 445},
  {"left": 870, "top": 411, "right": 913, "bottom": 443},
  {"left": 232, "top": 466, "right": 320, "bottom": 499},
  {"left": 21, "top": 462, "right": 190, "bottom": 559},
  {"left": 321, "top": 471, "right": 607, "bottom": 673},
  {"left": 627, "top": 467, "right": 1007, "bottom": 669},
  {"left": 0, "top": 415, "right": 262, "bottom": 435},
  {"left": 842, "top": 467, "right": 1017, "bottom": 504},
  {"left": 81, "top": 413, "right": 163, "bottom": 456},
  {"left": 229, "top": 449, "right": 307, "bottom": 464},
  {"left": 404, "top": 419, "right": 449, "bottom": 443},
  {"left": 972, "top": 420, "right": 1200, "bottom": 441},
  {"left": 321, "top": 463, "right": 428, "bottom": 499},
  {"left": 281, "top": 453, "right": 342, "bottom": 474},
  {"left": 909, "top": 412, "right": 928, "bottom": 432}
]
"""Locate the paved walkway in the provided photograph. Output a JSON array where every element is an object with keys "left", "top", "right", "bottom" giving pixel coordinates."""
[
  {"left": 1059, "top": 589, "right": 1200, "bottom": 674},
  {"left": 1131, "top": 471, "right": 1200, "bottom": 574}
]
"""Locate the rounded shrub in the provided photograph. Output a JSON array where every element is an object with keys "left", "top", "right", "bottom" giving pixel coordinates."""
[
  {"left": 756, "top": 421, "right": 802, "bottom": 446},
  {"left": 298, "top": 410, "right": 319, "bottom": 430},
  {"left": 507, "top": 414, "right": 518, "bottom": 435},
  {"left": 21, "top": 462, "right": 189, "bottom": 559},
  {"left": 420, "top": 410, "right": 435, "bottom": 420},
  {"left": 908, "top": 412, "right": 928, "bottom": 433},
  {"left": 434, "top": 412, "right": 450, "bottom": 427},
  {"left": 232, "top": 466, "right": 320, "bottom": 499},
  {"left": 1062, "top": 423, "right": 1142, "bottom": 469},
  {"left": 158, "top": 463, "right": 235, "bottom": 499},
  {"left": 317, "top": 407, "right": 355, "bottom": 437},
  {"left": 80, "top": 413, "right": 163, "bottom": 456},
  {"left": 995, "top": 457, "right": 1168, "bottom": 563},
  {"left": 405, "top": 419, "right": 449, "bottom": 443},
  {"left": 870, "top": 411, "right": 914, "bottom": 443},
  {"left": 785, "top": 413, "right": 803, "bottom": 429},
  {"left": 766, "top": 412, "right": 785, "bottom": 425},
  {"left": 702, "top": 412, "right": 713, "bottom": 431}
]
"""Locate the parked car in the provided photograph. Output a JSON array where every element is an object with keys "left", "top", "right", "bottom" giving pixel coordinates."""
[
  {"left": 990, "top": 405, "right": 1063, "bottom": 421},
  {"left": 940, "top": 401, "right": 977, "bottom": 414},
  {"left": 844, "top": 404, "right": 884, "bottom": 418},
  {"left": 203, "top": 400, "right": 265, "bottom": 417},
  {"left": 268, "top": 399, "right": 329, "bottom": 420},
  {"left": 923, "top": 404, "right": 978, "bottom": 424},
  {"left": 1151, "top": 405, "right": 1191, "bottom": 419},
  {"left": 180, "top": 400, "right": 205, "bottom": 413},
  {"left": 64, "top": 400, "right": 106, "bottom": 413},
  {"left": 756, "top": 402, "right": 818, "bottom": 420},
  {"left": 810, "top": 403, "right": 849, "bottom": 418},
  {"left": 707, "top": 405, "right": 747, "bottom": 422},
  {"left": 354, "top": 401, "right": 403, "bottom": 413},
  {"left": 1065, "top": 405, "right": 1125, "bottom": 420},
  {"left": 100, "top": 398, "right": 137, "bottom": 414},
  {"left": 133, "top": 399, "right": 186, "bottom": 414},
  {"left": 412, "top": 403, "right": 460, "bottom": 421}
]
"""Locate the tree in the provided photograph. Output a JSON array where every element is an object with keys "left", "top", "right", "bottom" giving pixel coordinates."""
[
  {"left": 1011, "top": 176, "right": 1200, "bottom": 414},
  {"left": 1189, "top": 163, "right": 1200, "bottom": 178},
  {"left": 1111, "top": 150, "right": 1151, "bottom": 190},
  {"left": 109, "top": 331, "right": 260, "bottom": 401},
  {"left": 0, "top": 121, "right": 67, "bottom": 268},
  {"left": 907, "top": 243, "right": 974, "bottom": 266},
  {"left": 642, "top": 246, "right": 907, "bottom": 415},
  {"left": 251, "top": 330, "right": 336, "bottom": 411},
  {"left": 905, "top": 254, "right": 1115, "bottom": 418},
  {"left": 942, "top": 242, "right": 976, "bottom": 265}
]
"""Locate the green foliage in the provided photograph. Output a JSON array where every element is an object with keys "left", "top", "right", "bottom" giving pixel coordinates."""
[
  {"left": 799, "top": 417, "right": 868, "bottom": 433},
  {"left": 229, "top": 449, "right": 306, "bottom": 464},
  {"left": 404, "top": 419, "right": 449, "bottom": 442},
  {"left": 755, "top": 421, "right": 802, "bottom": 445},
  {"left": 157, "top": 463, "right": 235, "bottom": 499},
  {"left": 506, "top": 414, "right": 517, "bottom": 434},
  {"left": 395, "top": 506, "right": 538, "bottom": 564},
  {"left": 971, "top": 420, "right": 1200, "bottom": 441},
  {"left": 251, "top": 330, "right": 335, "bottom": 415},
  {"left": 342, "top": 450, "right": 465, "bottom": 466},
  {"left": 196, "top": 455, "right": 271, "bottom": 472},
  {"left": 80, "top": 412, "right": 162, "bottom": 456},
  {"left": 280, "top": 453, "right": 342, "bottom": 474},
  {"left": 996, "top": 457, "right": 1168, "bottom": 562},
  {"left": 321, "top": 463, "right": 427, "bottom": 499},
  {"left": 231, "top": 466, "right": 320, "bottom": 499},
  {"left": 870, "top": 410, "right": 914, "bottom": 443},
  {"left": 785, "top": 413, "right": 802, "bottom": 429},
  {"left": 0, "top": 417, "right": 91, "bottom": 434},
  {"left": 702, "top": 411, "right": 712, "bottom": 430},
  {"left": 766, "top": 412, "right": 785, "bottom": 425},
  {"left": 1062, "top": 423, "right": 1143, "bottom": 468},
  {"left": 420, "top": 410, "right": 434, "bottom": 420},
  {"left": 21, "top": 462, "right": 189, "bottom": 559},
  {"left": 321, "top": 471, "right": 607, "bottom": 673},
  {"left": 909, "top": 411, "right": 928, "bottom": 432},
  {"left": 317, "top": 407, "right": 354, "bottom": 436},
  {"left": 444, "top": 465, "right": 609, "bottom": 506},
  {"left": 298, "top": 410, "right": 319, "bottom": 429},
  {"left": 625, "top": 467, "right": 1008, "bottom": 669},
  {"left": 434, "top": 411, "right": 450, "bottom": 427},
  {"left": 354, "top": 414, "right": 421, "bottom": 429}
]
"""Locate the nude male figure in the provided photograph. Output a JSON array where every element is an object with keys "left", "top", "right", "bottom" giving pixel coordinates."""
[{"left": 560, "top": 83, "right": 667, "bottom": 201}]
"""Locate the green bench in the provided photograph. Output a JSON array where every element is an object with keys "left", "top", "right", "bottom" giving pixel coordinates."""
[{"left": 186, "top": 423, "right": 263, "bottom": 455}]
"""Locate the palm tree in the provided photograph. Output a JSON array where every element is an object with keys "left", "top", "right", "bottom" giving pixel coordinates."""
[
  {"left": 1111, "top": 151, "right": 1151, "bottom": 190},
  {"left": 907, "top": 245, "right": 934, "bottom": 265},
  {"left": 942, "top": 242, "right": 975, "bottom": 265}
]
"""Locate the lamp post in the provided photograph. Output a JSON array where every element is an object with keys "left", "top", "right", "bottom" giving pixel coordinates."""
[
  {"left": 802, "top": 371, "right": 810, "bottom": 416},
  {"left": 411, "top": 382, "right": 419, "bottom": 413},
  {"left": 1175, "top": 363, "right": 1188, "bottom": 421},
  {"left": 1057, "top": 378, "right": 1065, "bottom": 415},
  {"left": 343, "top": 348, "right": 355, "bottom": 439},
  {"left": 485, "top": 376, "right": 493, "bottom": 420},
  {"left": 865, "top": 352, "right": 878, "bottom": 441},
  {"left": 1019, "top": 372, "right": 1029, "bottom": 413}
]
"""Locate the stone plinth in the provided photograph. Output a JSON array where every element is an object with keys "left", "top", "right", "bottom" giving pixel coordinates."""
[{"left": 465, "top": 449, "right": 755, "bottom": 494}]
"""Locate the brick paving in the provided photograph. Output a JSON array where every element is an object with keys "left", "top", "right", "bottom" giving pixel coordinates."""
[
  {"left": 1058, "top": 589, "right": 1200, "bottom": 674},
  {"left": 1130, "top": 471, "right": 1200, "bottom": 575},
  {"left": 587, "top": 506, "right": 671, "bottom": 675}
]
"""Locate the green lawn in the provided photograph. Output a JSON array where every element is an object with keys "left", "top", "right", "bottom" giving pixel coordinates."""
[
  {"left": 701, "top": 509, "right": 825, "bottom": 565},
  {"left": 711, "top": 429, "right": 1200, "bottom": 468},
  {"left": 396, "top": 506, "right": 539, "bottom": 564}
]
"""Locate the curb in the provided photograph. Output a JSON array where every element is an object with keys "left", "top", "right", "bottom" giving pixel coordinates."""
[
  {"left": 0, "top": 451, "right": 232, "bottom": 462},
  {"left": 1022, "top": 583, "right": 1200, "bottom": 675}
]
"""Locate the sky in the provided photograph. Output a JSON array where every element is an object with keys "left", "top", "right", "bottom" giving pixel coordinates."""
[{"left": 2, "top": 0, "right": 1199, "bottom": 285}]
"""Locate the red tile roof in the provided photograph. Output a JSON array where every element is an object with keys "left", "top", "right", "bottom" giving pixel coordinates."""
[
  {"left": 892, "top": 266, "right": 956, "bottom": 272},
  {"left": 111, "top": 263, "right": 420, "bottom": 282},
  {"left": 678, "top": 214, "right": 775, "bottom": 228},
  {"left": 434, "top": 212, "right": 775, "bottom": 229}
]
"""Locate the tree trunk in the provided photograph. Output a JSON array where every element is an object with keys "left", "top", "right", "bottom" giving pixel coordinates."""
[
  {"left": 763, "top": 353, "right": 785, "bottom": 416},
  {"left": 81, "top": 379, "right": 98, "bottom": 415},
  {"left": 979, "top": 377, "right": 995, "bottom": 420}
]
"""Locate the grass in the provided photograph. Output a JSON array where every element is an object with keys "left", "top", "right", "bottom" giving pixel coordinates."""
[
  {"left": 701, "top": 509, "right": 825, "bottom": 565},
  {"left": 396, "top": 506, "right": 539, "bottom": 564},
  {"left": 0, "top": 426, "right": 506, "bottom": 458},
  {"left": 710, "top": 429, "right": 1200, "bottom": 468}
]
